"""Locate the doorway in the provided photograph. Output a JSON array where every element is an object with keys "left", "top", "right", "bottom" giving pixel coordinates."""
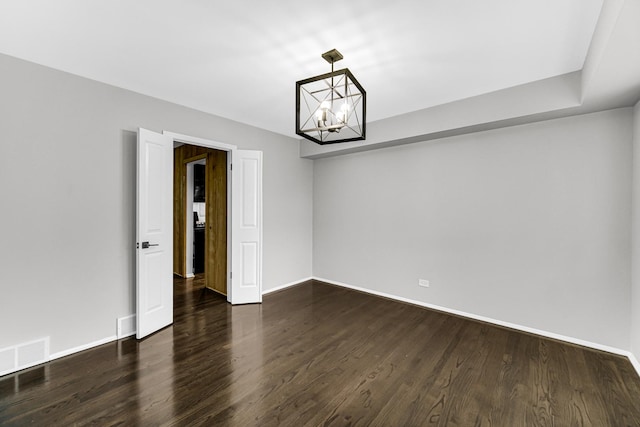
[
  {"left": 173, "top": 144, "right": 228, "bottom": 296},
  {"left": 136, "top": 128, "right": 263, "bottom": 338}
]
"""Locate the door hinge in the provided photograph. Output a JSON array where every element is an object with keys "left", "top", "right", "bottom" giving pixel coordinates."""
[
  {"left": 230, "top": 271, "right": 232, "bottom": 279},
  {"left": 230, "top": 163, "right": 232, "bottom": 171},
  {"left": 136, "top": 242, "right": 139, "bottom": 249}
]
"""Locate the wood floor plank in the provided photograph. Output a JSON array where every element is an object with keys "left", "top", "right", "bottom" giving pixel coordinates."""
[
  {"left": 1, "top": 277, "right": 639, "bottom": 426},
  {"left": 582, "top": 350, "right": 640, "bottom": 426}
]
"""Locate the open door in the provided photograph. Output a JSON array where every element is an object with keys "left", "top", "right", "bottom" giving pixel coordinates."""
[
  {"left": 136, "top": 128, "right": 173, "bottom": 338},
  {"left": 229, "top": 149, "right": 263, "bottom": 304}
]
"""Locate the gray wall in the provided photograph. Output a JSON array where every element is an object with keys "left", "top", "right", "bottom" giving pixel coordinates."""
[
  {"left": 633, "top": 99, "right": 640, "bottom": 360},
  {"left": 1, "top": 50, "right": 637, "bottom": 361},
  {"left": 313, "top": 108, "right": 633, "bottom": 349},
  {"left": 0, "top": 54, "right": 313, "bottom": 354}
]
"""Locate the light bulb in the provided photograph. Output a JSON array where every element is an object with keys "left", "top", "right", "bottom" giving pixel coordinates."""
[
  {"left": 316, "top": 104, "right": 328, "bottom": 126},
  {"left": 337, "top": 103, "right": 349, "bottom": 123}
]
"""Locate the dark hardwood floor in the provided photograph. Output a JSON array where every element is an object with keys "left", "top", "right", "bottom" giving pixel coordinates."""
[{"left": 1, "top": 276, "right": 640, "bottom": 426}]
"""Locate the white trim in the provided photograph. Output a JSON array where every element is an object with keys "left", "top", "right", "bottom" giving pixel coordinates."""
[
  {"left": 2, "top": 335, "right": 120, "bottom": 376},
  {"left": 163, "top": 130, "right": 237, "bottom": 301},
  {"left": 3, "top": 281, "right": 638, "bottom": 380},
  {"left": 163, "top": 131, "right": 237, "bottom": 151},
  {"left": 49, "top": 335, "right": 117, "bottom": 361},
  {"left": 186, "top": 161, "right": 195, "bottom": 278},
  {"left": 186, "top": 273, "right": 195, "bottom": 278},
  {"left": 629, "top": 352, "right": 640, "bottom": 376},
  {"left": 262, "top": 277, "right": 313, "bottom": 295},
  {"left": 0, "top": 359, "right": 45, "bottom": 377},
  {"left": 313, "top": 276, "right": 640, "bottom": 378}
]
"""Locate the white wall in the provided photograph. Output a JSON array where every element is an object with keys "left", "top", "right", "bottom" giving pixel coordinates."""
[
  {"left": 313, "top": 108, "right": 633, "bottom": 349},
  {"left": 0, "top": 53, "right": 313, "bottom": 355},
  {"left": 632, "top": 99, "right": 640, "bottom": 360}
]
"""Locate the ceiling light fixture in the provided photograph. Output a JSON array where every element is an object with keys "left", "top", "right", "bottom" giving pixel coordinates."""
[{"left": 296, "top": 49, "right": 366, "bottom": 145}]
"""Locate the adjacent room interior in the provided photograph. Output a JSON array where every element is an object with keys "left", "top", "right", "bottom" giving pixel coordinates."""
[{"left": 173, "top": 143, "right": 228, "bottom": 296}]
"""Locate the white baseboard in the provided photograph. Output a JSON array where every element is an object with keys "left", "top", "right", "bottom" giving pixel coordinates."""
[
  {"left": 628, "top": 352, "right": 640, "bottom": 376},
  {"left": 262, "top": 277, "right": 312, "bottom": 295},
  {"left": 1, "top": 334, "right": 121, "bottom": 377},
  {"left": 4, "top": 279, "right": 638, "bottom": 381},
  {"left": 186, "top": 273, "right": 195, "bottom": 278},
  {"left": 49, "top": 335, "right": 118, "bottom": 361},
  {"left": 313, "top": 276, "right": 640, "bottom": 378}
]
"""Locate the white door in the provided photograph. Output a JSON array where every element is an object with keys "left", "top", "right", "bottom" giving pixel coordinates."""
[
  {"left": 229, "top": 150, "right": 263, "bottom": 304},
  {"left": 136, "top": 128, "right": 173, "bottom": 338}
]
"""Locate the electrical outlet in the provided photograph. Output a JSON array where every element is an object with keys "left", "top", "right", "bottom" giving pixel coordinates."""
[{"left": 418, "top": 279, "right": 430, "bottom": 288}]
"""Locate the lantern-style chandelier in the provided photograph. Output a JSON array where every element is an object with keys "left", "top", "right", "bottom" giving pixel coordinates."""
[{"left": 296, "top": 49, "right": 366, "bottom": 145}]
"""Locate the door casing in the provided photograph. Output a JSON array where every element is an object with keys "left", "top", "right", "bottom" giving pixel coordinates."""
[
  {"left": 166, "top": 131, "right": 236, "bottom": 301},
  {"left": 137, "top": 128, "right": 262, "bottom": 340}
]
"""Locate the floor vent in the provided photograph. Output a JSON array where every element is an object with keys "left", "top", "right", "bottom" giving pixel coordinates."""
[
  {"left": 117, "top": 315, "right": 136, "bottom": 339},
  {"left": 0, "top": 337, "right": 49, "bottom": 377}
]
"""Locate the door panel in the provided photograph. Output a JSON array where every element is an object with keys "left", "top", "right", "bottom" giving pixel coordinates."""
[
  {"left": 137, "top": 128, "right": 173, "bottom": 339},
  {"left": 205, "top": 150, "right": 228, "bottom": 295},
  {"left": 230, "top": 150, "right": 263, "bottom": 304}
]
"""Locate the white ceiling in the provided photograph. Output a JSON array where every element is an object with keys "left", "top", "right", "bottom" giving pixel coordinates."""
[{"left": 0, "top": 0, "right": 604, "bottom": 139}]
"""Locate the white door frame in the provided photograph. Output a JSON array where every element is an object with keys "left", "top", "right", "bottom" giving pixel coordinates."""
[
  {"left": 163, "top": 131, "right": 237, "bottom": 302},
  {"left": 185, "top": 158, "right": 206, "bottom": 279}
]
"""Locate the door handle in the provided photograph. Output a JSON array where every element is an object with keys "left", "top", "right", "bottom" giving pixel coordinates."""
[{"left": 141, "top": 241, "right": 159, "bottom": 249}]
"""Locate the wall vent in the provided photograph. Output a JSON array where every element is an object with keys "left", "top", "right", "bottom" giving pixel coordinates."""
[
  {"left": 0, "top": 347, "right": 15, "bottom": 375},
  {"left": 0, "top": 337, "right": 49, "bottom": 377},
  {"left": 117, "top": 315, "right": 136, "bottom": 339}
]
